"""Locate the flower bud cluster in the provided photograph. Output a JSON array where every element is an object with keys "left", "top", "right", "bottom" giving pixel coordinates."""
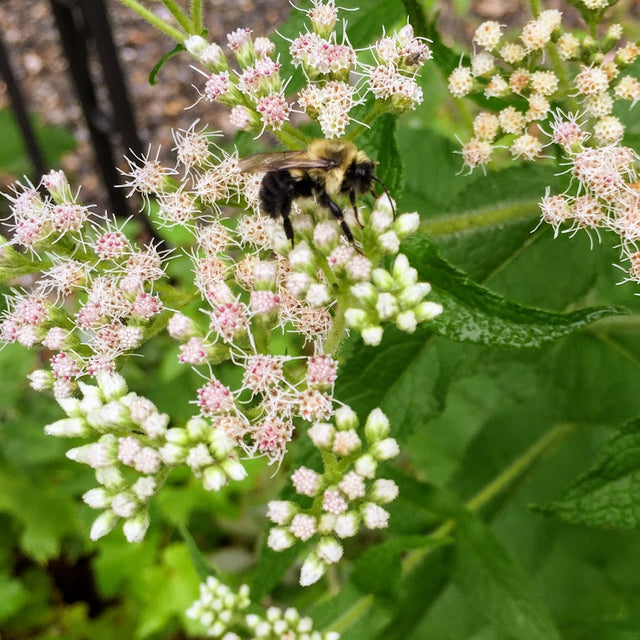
[
  {"left": 448, "top": 11, "right": 640, "bottom": 172},
  {"left": 187, "top": 575, "right": 339, "bottom": 639},
  {"left": 0, "top": 172, "right": 172, "bottom": 397},
  {"left": 41, "top": 372, "right": 246, "bottom": 542},
  {"left": 266, "top": 407, "right": 400, "bottom": 586}
]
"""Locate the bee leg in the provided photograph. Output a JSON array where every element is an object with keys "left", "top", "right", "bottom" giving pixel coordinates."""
[
  {"left": 349, "top": 189, "right": 364, "bottom": 228},
  {"left": 318, "top": 192, "right": 360, "bottom": 250}
]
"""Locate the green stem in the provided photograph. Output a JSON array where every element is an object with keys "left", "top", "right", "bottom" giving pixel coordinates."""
[
  {"left": 420, "top": 200, "right": 539, "bottom": 236},
  {"left": 190, "top": 0, "right": 203, "bottom": 32},
  {"left": 323, "top": 299, "right": 348, "bottom": 356},
  {"left": 273, "top": 123, "right": 312, "bottom": 149},
  {"left": 116, "top": 0, "right": 184, "bottom": 41},
  {"left": 346, "top": 101, "right": 388, "bottom": 142},
  {"left": 159, "top": 0, "right": 193, "bottom": 33},
  {"left": 328, "top": 422, "right": 575, "bottom": 634},
  {"left": 528, "top": 0, "right": 542, "bottom": 17}
]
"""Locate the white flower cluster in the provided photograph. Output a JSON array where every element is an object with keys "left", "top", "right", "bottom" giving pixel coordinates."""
[
  {"left": 185, "top": 1, "right": 431, "bottom": 138},
  {"left": 186, "top": 575, "right": 339, "bottom": 639},
  {"left": 266, "top": 407, "right": 400, "bottom": 586},
  {"left": 448, "top": 11, "right": 640, "bottom": 171},
  {"left": 0, "top": 171, "right": 170, "bottom": 397},
  {"left": 41, "top": 372, "right": 246, "bottom": 542}
]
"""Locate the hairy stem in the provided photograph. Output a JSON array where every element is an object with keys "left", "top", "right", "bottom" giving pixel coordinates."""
[
  {"left": 159, "top": 0, "right": 194, "bottom": 32},
  {"left": 117, "top": 0, "right": 184, "bottom": 41}
]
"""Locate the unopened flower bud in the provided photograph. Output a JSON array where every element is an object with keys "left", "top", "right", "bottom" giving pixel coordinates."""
[
  {"left": 96, "top": 372, "right": 127, "bottom": 401},
  {"left": 394, "top": 212, "right": 420, "bottom": 238},
  {"left": 90, "top": 510, "right": 119, "bottom": 541},
  {"left": 209, "top": 428, "right": 236, "bottom": 458},
  {"left": 354, "top": 453, "right": 377, "bottom": 478},
  {"left": 316, "top": 536, "right": 344, "bottom": 564},
  {"left": 351, "top": 282, "right": 378, "bottom": 305},
  {"left": 361, "top": 326, "right": 384, "bottom": 346},
  {"left": 95, "top": 465, "right": 126, "bottom": 489},
  {"left": 396, "top": 310, "right": 417, "bottom": 333},
  {"left": 82, "top": 487, "right": 111, "bottom": 509},
  {"left": 344, "top": 308, "right": 370, "bottom": 330},
  {"left": 378, "top": 230, "right": 400, "bottom": 254},
  {"left": 370, "top": 478, "right": 399, "bottom": 503},
  {"left": 299, "top": 552, "right": 326, "bottom": 586},
  {"left": 123, "top": 511, "right": 150, "bottom": 543},
  {"left": 159, "top": 442, "right": 187, "bottom": 465},
  {"left": 267, "top": 526, "right": 295, "bottom": 551},
  {"left": 307, "top": 421, "right": 335, "bottom": 448},
  {"left": 334, "top": 512, "right": 359, "bottom": 538},
  {"left": 399, "top": 282, "right": 431, "bottom": 307},
  {"left": 202, "top": 465, "right": 228, "bottom": 491},
  {"left": 28, "top": 369, "right": 53, "bottom": 391},
  {"left": 334, "top": 405, "right": 358, "bottom": 431},
  {"left": 371, "top": 268, "right": 395, "bottom": 291},
  {"left": 415, "top": 300, "right": 444, "bottom": 322},
  {"left": 364, "top": 408, "right": 390, "bottom": 442},
  {"left": 44, "top": 417, "right": 89, "bottom": 438},
  {"left": 267, "top": 500, "right": 298, "bottom": 525},
  {"left": 220, "top": 458, "right": 247, "bottom": 482},
  {"left": 186, "top": 416, "right": 210, "bottom": 441},
  {"left": 370, "top": 437, "right": 400, "bottom": 461}
]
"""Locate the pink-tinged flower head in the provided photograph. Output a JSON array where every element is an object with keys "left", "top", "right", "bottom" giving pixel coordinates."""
[
  {"left": 227, "top": 27, "right": 252, "bottom": 52},
  {"left": 126, "top": 245, "right": 165, "bottom": 283},
  {"left": 253, "top": 416, "right": 294, "bottom": 461},
  {"left": 339, "top": 470, "right": 366, "bottom": 500},
  {"left": 461, "top": 138, "right": 493, "bottom": 171},
  {"left": 168, "top": 312, "right": 195, "bottom": 340},
  {"left": 197, "top": 378, "right": 236, "bottom": 416},
  {"left": 297, "top": 389, "right": 333, "bottom": 422},
  {"left": 291, "top": 466, "right": 322, "bottom": 497},
  {"left": 172, "top": 122, "right": 217, "bottom": 171},
  {"left": 14, "top": 217, "right": 47, "bottom": 249},
  {"left": 306, "top": 355, "right": 337, "bottom": 389},
  {"left": 131, "top": 292, "right": 162, "bottom": 320},
  {"left": 40, "top": 260, "right": 86, "bottom": 297},
  {"left": 42, "top": 327, "right": 68, "bottom": 351},
  {"left": 238, "top": 58, "right": 282, "bottom": 97},
  {"left": 242, "top": 355, "right": 284, "bottom": 393},
  {"left": 229, "top": 105, "right": 255, "bottom": 131},
  {"left": 539, "top": 191, "right": 572, "bottom": 236},
  {"left": 250, "top": 290, "right": 281, "bottom": 315},
  {"left": 51, "top": 203, "right": 88, "bottom": 233},
  {"left": 549, "top": 112, "right": 585, "bottom": 151},
  {"left": 323, "top": 488, "right": 348, "bottom": 514},
  {"left": 50, "top": 351, "right": 81, "bottom": 380},
  {"left": 289, "top": 513, "right": 317, "bottom": 541},
  {"left": 157, "top": 191, "right": 196, "bottom": 227},
  {"left": 210, "top": 302, "right": 249, "bottom": 341},
  {"left": 308, "top": 1, "right": 338, "bottom": 38},
  {"left": 204, "top": 71, "right": 232, "bottom": 102},
  {"left": 41, "top": 169, "right": 70, "bottom": 201},
  {"left": 13, "top": 295, "right": 48, "bottom": 326},
  {"left": 76, "top": 301, "right": 105, "bottom": 329},
  {"left": 178, "top": 336, "right": 207, "bottom": 365},
  {"left": 94, "top": 230, "right": 129, "bottom": 260},
  {"left": 255, "top": 93, "right": 291, "bottom": 131},
  {"left": 120, "top": 148, "right": 174, "bottom": 197}
]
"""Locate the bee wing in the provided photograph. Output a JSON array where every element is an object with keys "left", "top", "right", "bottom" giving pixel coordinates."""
[{"left": 238, "top": 150, "right": 335, "bottom": 173}]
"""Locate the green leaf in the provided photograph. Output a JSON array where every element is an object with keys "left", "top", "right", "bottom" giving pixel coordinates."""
[
  {"left": 360, "top": 113, "right": 404, "bottom": 200},
  {"left": 0, "top": 571, "right": 30, "bottom": 622},
  {"left": 405, "top": 233, "right": 625, "bottom": 348},
  {"left": 0, "top": 110, "right": 75, "bottom": 178},
  {"left": 541, "top": 419, "right": 640, "bottom": 530},
  {"left": 0, "top": 466, "right": 78, "bottom": 562},
  {"left": 452, "top": 511, "right": 561, "bottom": 640},
  {"left": 351, "top": 534, "right": 450, "bottom": 597}
]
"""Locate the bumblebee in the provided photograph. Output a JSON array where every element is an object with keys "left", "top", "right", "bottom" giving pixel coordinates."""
[{"left": 238, "top": 139, "right": 390, "bottom": 246}]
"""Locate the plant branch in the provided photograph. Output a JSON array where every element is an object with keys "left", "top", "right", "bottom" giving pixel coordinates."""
[{"left": 116, "top": 0, "right": 184, "bottom": 42}]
